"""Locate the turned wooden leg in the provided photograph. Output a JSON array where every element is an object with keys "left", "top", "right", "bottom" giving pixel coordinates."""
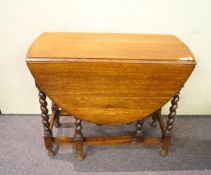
[
  {"left": 74, "top": 118, "right": 84, "bottom": 160},
  {"left": 51, "top": 102, "right": 61, "bottom": 128},
  {"left": 133, "top": 118, "right": 144, "bottom": 142},
  {"left": 161, "top": 92, "right": 180, "bottom": 157},
  {"left": 37, "top": 85, "right": 54, "bottom": 157}
]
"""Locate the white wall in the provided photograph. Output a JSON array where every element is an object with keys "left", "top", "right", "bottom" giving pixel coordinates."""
[{"left": 0, "top": 0, "right": 210, "bottom": 114}]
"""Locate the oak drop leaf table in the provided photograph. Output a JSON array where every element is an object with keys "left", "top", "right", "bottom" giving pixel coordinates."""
[{"left": 26, "top": 32, "right": 196, "bottom": 160}]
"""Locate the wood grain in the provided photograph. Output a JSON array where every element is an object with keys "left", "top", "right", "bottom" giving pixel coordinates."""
[
  {"left": 28, "top": 62, "right": 194, "bottom": 124},
  {"left": 27, "top": 32, "right": 196, "bottom": 64},
  {"left": 27, "top": 32, "right": 196, "bottom": 124}
]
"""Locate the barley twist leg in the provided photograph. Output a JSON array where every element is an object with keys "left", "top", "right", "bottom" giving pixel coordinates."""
[
  {"left": 161, "top": 92, "right": 180, "bottom": 156},
  {"left": 37, "top": 85, "right": 54, "bottom": 157},
  {"left": 74, "top": 119, "right": 84, "bottom": 160}
]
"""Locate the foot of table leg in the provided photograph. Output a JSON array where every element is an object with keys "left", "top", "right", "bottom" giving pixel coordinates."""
[
  {"left": 161, "top": 92, "right": 179, "bottom": 156},
  {"left": 160, "top": 149, "right": 167, "bottom": 157},
  {"left": 75, "top": 141, "right": 83, "bottom": 161},
  {"left": 44, "top": 136, "right": 54, "bottom": 157},
  {"left": 48, "top": 150, "right": 55, "bottom": 157},
  {"left": 51, "top": 102, "right": 61, "bottom": 128},
  {"left": 74, "top": 119, "right": 84, "bottom": 160},
  {"left": 160, "top": 136, "right": 171, "bottom": 157}
]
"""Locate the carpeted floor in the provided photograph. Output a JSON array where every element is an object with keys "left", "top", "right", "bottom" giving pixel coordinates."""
[{"left": 0, "top": 115, "right": 211, "bottom": 175}]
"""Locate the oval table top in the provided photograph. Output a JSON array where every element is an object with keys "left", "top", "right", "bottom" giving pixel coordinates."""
[{"left": 26, "top": 32, "right": 196, "bottom": 125}]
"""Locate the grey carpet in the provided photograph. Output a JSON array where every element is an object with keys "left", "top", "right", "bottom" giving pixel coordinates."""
[{"left": 0, "top": 115, "right": 211, "bottom": 175}]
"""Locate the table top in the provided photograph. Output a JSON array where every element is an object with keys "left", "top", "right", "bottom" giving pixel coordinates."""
[
  {"left": 26, "top": 32, "right": 196, "bottom": 124},
  {"left": 27, "top": 32, "right": 195, "bottom": 65}
]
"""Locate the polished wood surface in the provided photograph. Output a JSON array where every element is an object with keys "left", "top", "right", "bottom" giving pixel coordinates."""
[
  {"left": 28, "top": 62, "right": 194, "bottom": 124},
  {"left": 27, "top": 32, "right": 195, "bottom": 64},
  {"left": 27, "top": 33, "right": 195, "bottom": 124}
]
